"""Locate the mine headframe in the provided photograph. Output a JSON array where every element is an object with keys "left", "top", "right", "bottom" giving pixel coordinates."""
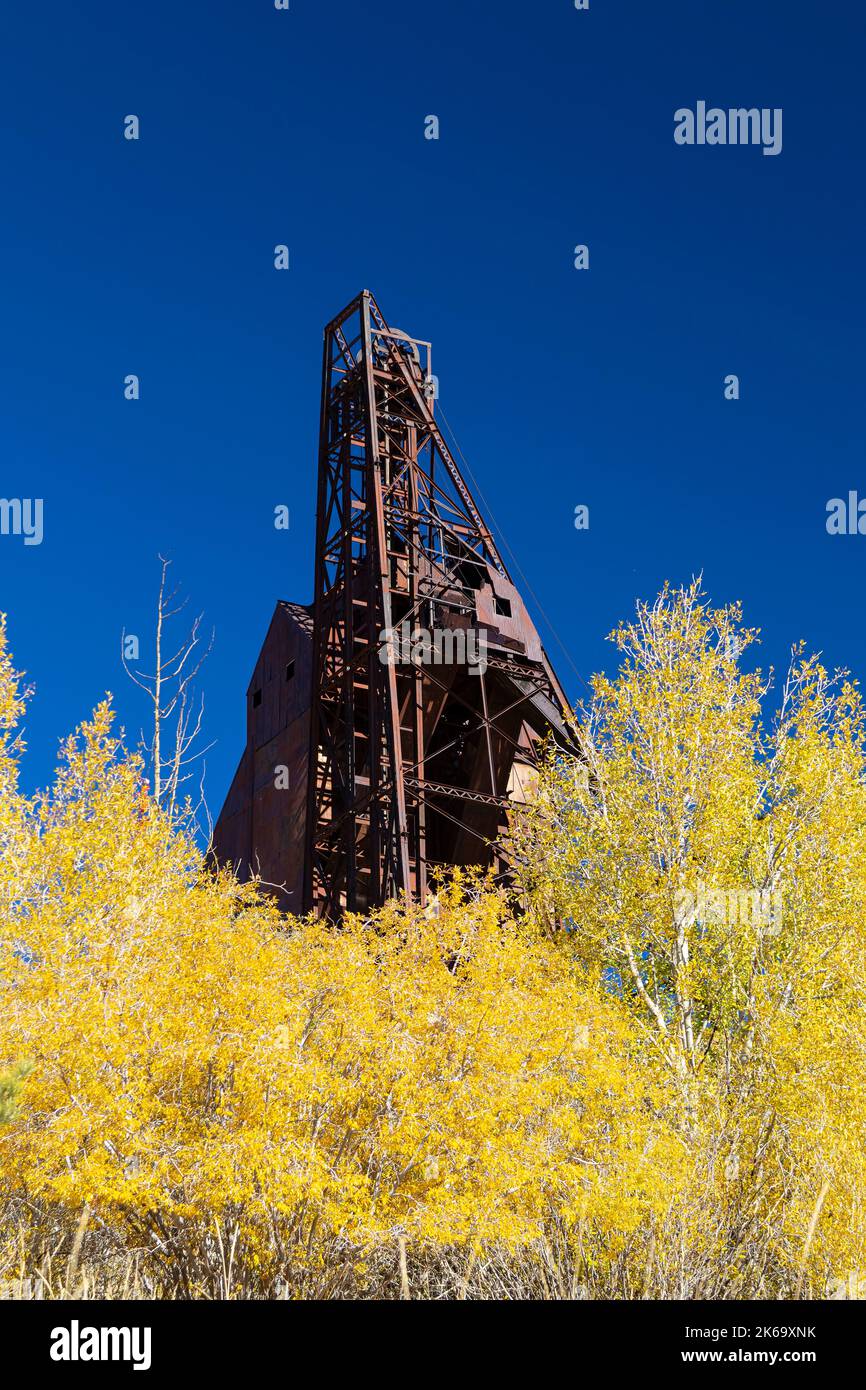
[{"left": 304, "top": 290, "right": 576, "bottom": 918}]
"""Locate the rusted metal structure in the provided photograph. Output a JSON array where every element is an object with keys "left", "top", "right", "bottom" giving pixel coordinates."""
[{"left": 213, "top": 291, "right": 576, "bottom": 917}]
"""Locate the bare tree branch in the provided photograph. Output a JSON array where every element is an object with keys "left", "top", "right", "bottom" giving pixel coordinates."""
[{"left": 123, "top": 556, "right": 215, "bottom": 826}]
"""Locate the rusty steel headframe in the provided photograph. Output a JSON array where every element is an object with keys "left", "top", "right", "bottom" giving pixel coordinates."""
[{"left": 303, "top": 290, "right": 577, "bottom": 918}]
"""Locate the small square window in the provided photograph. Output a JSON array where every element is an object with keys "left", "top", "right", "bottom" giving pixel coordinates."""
[
  {"left": 494, "top": 596, "right": 512, "bottom": 618},
  {"left": 285, "top": 660, "right": 295, "bottom": 682},
  {"left": 252, "top": 689, "right": 262, "bottom": 708}
]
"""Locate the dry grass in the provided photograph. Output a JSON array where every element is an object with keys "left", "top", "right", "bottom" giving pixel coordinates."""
[{"left": 0, "top": 1198, "right": 844, "bottom": 1301}]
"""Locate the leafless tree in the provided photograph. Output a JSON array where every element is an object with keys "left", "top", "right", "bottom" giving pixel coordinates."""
[{"left": 122, "top": 556, "right": 215, "bottom": 831}]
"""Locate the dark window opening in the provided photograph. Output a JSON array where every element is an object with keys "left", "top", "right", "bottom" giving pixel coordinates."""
[
  {"left": 494, "top": 596, "right": 512, "bottom": 618},
  {"left": 252, "top": 689, "right": 262, "bottom": 708},
  {"left": 285, "top": 660, "right": 295, "bottom": 682}
]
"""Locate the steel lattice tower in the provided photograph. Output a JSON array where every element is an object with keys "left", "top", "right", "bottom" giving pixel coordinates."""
[{"left": 303, "top": 291, "right": 576, "bottom": 917}]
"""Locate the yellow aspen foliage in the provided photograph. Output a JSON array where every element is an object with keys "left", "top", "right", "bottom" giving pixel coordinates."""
[
  {"left": 0, "top": 615, "right": 680, "bottom": 1295},
  {"left": 4, "top": 584, "right": 863, "bottom": 1300},
  {"left": 513, "top": 580, "right": 866, "bottom": 1297}
]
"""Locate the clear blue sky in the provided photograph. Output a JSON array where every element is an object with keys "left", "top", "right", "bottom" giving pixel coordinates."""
[{"left": 1, "top": 0, "right": 864, "bottom": 814}]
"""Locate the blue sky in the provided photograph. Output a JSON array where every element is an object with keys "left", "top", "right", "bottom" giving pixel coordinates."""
[{"left": 1, "top": 0, "right": 864, "bottom": 814}]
